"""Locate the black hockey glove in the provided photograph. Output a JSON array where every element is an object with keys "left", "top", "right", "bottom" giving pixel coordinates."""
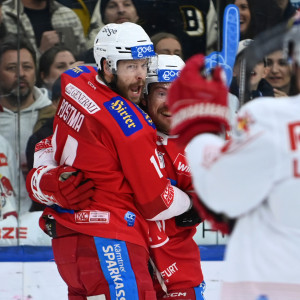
[{"left": 175, "top": 205, "right": 203, "bottom": 227}]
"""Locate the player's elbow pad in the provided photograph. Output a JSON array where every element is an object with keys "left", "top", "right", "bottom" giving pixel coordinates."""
[
  {"left": 26, "top": 166, "right": 57, "bottom": 206},
  {"left": 147, "top": 186, "right": 192, "bottom": 221}
]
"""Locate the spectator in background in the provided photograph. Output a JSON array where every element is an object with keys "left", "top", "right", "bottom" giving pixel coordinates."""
[
  {"left": 231, "top": 0, "right": 253, "bottom": 39},
  {"left": 249, "top": 0, "right": 297, "bottom": 38},
  {"left": 87, "top": 0, "right": 139, "bottom": 49},
  {"left": 0, "top": 0, "right": 7, "bottom": 42},
  {"left": 137, "top": 0, "right": 218, "bottom": 58},
  {"left": 0, "top": 134, "right": 19, "bottom": 246},
  {"left": 0, "top": 134, "right": 18, "bottom": 221},
  {"left": 37, "top": 45, "right": 83, "bottom": 98},
  {"left": 87, "top": 0, "right": 218, "bottom": 59},
  {"left": 56, "top": 0, "right": 98, "bottom": 36},
  {"left": 265, "top": 49, "right": 298, "bottom": 97},
  {"left": 1, "top": 0, "right": 87, "bottom": 57},
  {"left": 151, "top": 32, "right": 184, "bottom": 60},
  {"left": 0, "top": 36, "right": 53, "bottom": 196},
  {"left": 26, "top": 76, "right": 62, "bottom": 212},
  {"left": 230, "top": 39, "right": 274, "bottom": 102}
]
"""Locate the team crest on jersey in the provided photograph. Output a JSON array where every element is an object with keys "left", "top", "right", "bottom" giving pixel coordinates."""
[
  {"left": 64, "top": 65, "right": 97, "bottom": 78},
  {"left": 104, "top": 96, "right": 143, "bottom": 136},
  {"left": 0, "top": 153, "right": 8, "bottom": 166},
  {"left": 173, "top": 153, "right": 191, "bottom": 176},
  {"left": 161, "top": 181, "right": 174, "bottom": 208},
  {"left": 236, "top": 111, "right": 254, "bottom": 133}
]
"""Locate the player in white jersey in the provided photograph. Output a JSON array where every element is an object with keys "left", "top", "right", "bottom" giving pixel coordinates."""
[{"left": 167, "top": 16, "right": 300, "bottom": 300}]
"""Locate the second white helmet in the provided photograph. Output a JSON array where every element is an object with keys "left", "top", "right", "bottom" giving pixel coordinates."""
[
  {"left": 94, "top": 22, "right": 156, "bottom": 73},
  {"left": 145, "top": 54, "right": 185, "bottom": 94}
]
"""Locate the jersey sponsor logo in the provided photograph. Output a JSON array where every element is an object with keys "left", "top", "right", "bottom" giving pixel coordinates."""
[
  {"left": 161, "top": 181, "right": 174, "bottom": 207},
  {"left": 88, "top": 81, "right": 97, "bottom": 90},
  {"left": 57, "top": 99, "right": 85, "bottom": 132},
  {"left": 161, "top": 262, "right": 178, "bottom": 279},
  {"left": 288, "top": 121, "right": 300, "bottom": 151},
  {"left": 75, "top": 210, "right": 110, "bottom": 223},
  {"left": 0, "top": 153, "right": 8, "bottom": 166},
  {"left": 131, "top": 44, "right": 155, "bottom": 59},
  {"left": 288, "top": 122, "right": 300, "bottom": 178},
  {"left": 173, "top": 153, "right": 191, "bottom": 176},
  {"left": 65, "top": 65, "right": 97, "bottom": 78},
  {"left": 65, "top": 83, "right": 100, "bottom": 114},
  {"left": 136, "top": 105, "right": 156, "bottom": 129},
  {"left": 158, "top": 69, "right": 180, "bottom": 82},
  {"left": 104, "top": 97, "right": 142, "bottom": 136},
  {"left": 102, "top": 244, "right": 126, "bottom": 299}
]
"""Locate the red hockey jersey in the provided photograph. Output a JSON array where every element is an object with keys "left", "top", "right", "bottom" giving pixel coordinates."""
[{"left": 39, "top": 65, "right": 189, "bottom": 250}]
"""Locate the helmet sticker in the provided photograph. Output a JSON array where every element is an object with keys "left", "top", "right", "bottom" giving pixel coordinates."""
[
  {"left": 131, "top": 44, "right": 156, "bottom": 60},
  {"left": 102, "top": 27, "right": 117, "bottom": 36},
  {"left": 157, "top": 69, "right": 180, "bottom": 82}
]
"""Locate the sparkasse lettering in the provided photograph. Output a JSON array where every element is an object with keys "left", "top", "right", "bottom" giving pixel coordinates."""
[{"left": 102, "top": 245, "right": 126, "bottom": 300}]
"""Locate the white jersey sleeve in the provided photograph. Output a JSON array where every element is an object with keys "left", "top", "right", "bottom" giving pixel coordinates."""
[{"left": 186, "top": 97, "right": 278, "bottom": 218}]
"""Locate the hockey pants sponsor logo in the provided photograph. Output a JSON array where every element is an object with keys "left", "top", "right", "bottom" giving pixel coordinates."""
[{"left": 102, "top": 244, "right": 126, "bottom": 300}]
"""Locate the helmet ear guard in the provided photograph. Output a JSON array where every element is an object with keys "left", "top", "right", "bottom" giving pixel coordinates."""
[
  {"left": 144, "top": 54, "right": 185, "bottom": 94},
  {"left": 94, "top": 22, "right": 156, "bottom": 74}
]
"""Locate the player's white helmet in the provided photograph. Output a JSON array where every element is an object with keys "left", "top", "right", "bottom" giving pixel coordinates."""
[
  {"left": 145, "top": 54, "right": 185, "bottom": 94},
  {"left": 94, "top": 22, "right": 156, "bottom": 73}
]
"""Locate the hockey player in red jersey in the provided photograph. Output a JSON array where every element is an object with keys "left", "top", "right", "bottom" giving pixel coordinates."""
[
  {"left": 26, "top": 22, "right": 192, "bottom": 300},
  {"left": 142, "top": 54, "right": 205, "bottom": 300}
]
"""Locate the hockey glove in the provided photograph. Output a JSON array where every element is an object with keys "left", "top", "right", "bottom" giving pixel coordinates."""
[
  {"left": 191, "top": 192, "right": 235, "bottom": 235},
  {"left": 175, "top": 204, "right": 202, "bottom": 227},
  {"left": 168, "top": 54, "right": 230, "bottom": 146},
  {"left": 27, "top": 165, "right": 95, "bottom": 210}
]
